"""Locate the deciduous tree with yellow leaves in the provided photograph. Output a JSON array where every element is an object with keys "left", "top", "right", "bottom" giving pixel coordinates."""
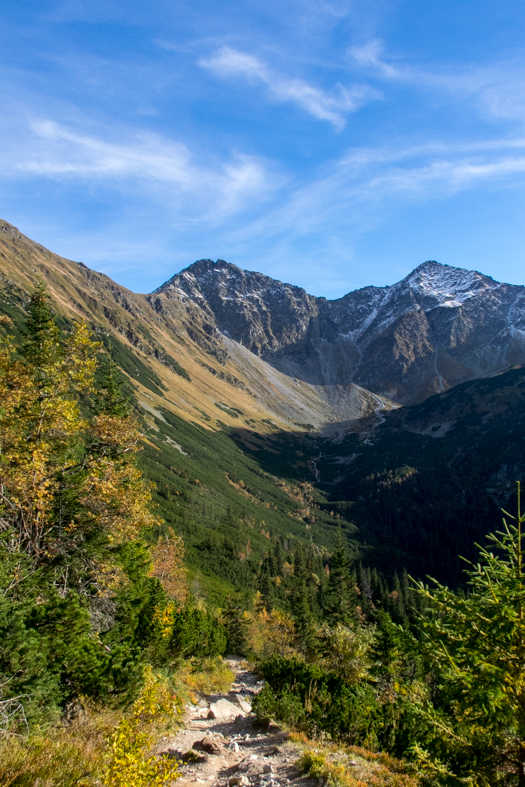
[
  {"left": 0, "top": 286, "right": 177, "bottom": 726},
  {"left": 0, "top": 285, "right": 160, "bottom": 597}
]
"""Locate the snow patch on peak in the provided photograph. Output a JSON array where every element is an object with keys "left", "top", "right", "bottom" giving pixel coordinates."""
[{"left": 399, "top": 260, "right": 497, "bottom": 307}]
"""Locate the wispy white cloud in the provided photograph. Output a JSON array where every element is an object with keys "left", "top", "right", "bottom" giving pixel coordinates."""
[
  {"left": 199, "top": 46, "right": 381, "bottom": 129},
  {"left": 222, "top": 137, "right": 525, "bottom": 251},
  {"left": 349, "top": 40, "right": 403, "bottom": 79},
  {"left": 349, "top": 39, "right": 525, "bottom": 126},
  {"left": 12, "top": 120, "right": 278, "bottom": 219}
]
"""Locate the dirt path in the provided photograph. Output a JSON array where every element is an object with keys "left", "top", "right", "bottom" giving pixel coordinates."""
[{"left": 157, "top": 659, "right": 316, "bottom": 787}]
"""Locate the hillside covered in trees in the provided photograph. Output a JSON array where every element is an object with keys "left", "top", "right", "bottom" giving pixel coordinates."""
[
  {"left": 1, "top": 287, "right": 525, "bottom": 787},
  {"left": 1, "top": 228, "right": 525, "bottom": 786}
]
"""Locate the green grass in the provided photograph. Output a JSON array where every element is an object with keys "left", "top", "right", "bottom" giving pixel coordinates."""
[
  {"left": 100, "top": 333, "right": 168, "bottom": 396},
  {"left": 215, "top": 402, "right": 240, "bottom": 418},
  {"left": 136, "top": 406, "right": 342, "bottom": 605}
]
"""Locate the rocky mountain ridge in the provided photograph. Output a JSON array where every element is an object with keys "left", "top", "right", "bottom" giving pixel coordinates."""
[
  {"left": 2, "top": 218, "right": 525, "bottom": 587},
  {"left": 159, "top": 259, "right": 525, "bottom": 404},
  {"left": 0, "top": 220, "right": 381, "bottom": 430},
  {"left": 2, "top": 216, "right": 525, "bottom": 426}
]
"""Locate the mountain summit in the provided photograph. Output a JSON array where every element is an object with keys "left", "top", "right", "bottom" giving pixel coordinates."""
[
  {"left": 159, "top": 258, "right": 525, "bottom": 404},
  {"left": 1, "top": 216, "right": 524, "bottom": 411}
]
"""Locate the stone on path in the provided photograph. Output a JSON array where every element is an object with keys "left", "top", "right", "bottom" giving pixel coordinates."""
[
  {"left": 193, "top": 736, "right": 223, "bottom": 755},
  {"left": 207, "top": 698, "right": 241, "bottom": 719},
  {"left": 228, "top": 694, "right": 252, "bottom": 713},
  {"left": 236, "top": 698, "right": 252, "bottom": 713}
]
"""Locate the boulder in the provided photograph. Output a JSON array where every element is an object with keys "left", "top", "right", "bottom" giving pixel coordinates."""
[
  {"left": 207, "top": 698, "right": 242, "bottom": 719},
  {"left": 228, "top": 694, "right": 252, "bottom": 713},
  {"left": 236, "top": 698, "right": 252, "bottom": 714}
]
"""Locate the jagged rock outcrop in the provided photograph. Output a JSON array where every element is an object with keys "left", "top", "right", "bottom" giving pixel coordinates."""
[
  {"left": 3, "top": 214, "right": 525, "bottom": 419},
  {"left": 0, "top": 220, "right": 382, "bottom": 429},
  {"left": 157, "top": 259, "right": 525, "bottom": 404}
]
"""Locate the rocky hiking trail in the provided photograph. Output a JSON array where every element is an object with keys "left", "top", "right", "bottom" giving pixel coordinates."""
[{"left": 157, "top": 659, "right": 316, "bottom": 787}]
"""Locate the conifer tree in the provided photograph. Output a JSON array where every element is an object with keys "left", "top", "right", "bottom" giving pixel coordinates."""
[
  {"left": 222, "top": 598, "right": 249, "bottom": 655},
  {"left": 324, "top": 530, "right": 357, "bottom": 625},
  {"left": 291, "top": 545, "right": 317, "bottom": 654},
  {"left": 273, "top": 539, "right": 284, "bottom": 576},
  {"left": 259, "top": 563, "right": 276, "bottom": 611},
  {"left": 416, "top": 483, "right": 525, "bottom": 785},
  {"left": 0, "top": 285, "right": 98, "bottom": 565},
  {"left": 93, "top": 353, "right": 131, "bottom": 419},
  {"left": 356, "top": 563, "right": 373, "bottom": 619},
  {"left": 0, "top": 288, "right": 166, "bottom": 722}
]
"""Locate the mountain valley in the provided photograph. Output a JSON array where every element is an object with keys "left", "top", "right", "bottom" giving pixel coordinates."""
[{"left": 1, "top": 218, "right": 525, "bottom": 593}]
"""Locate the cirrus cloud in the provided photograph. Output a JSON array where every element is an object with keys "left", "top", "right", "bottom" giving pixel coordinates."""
[
  {"left": 199, "top": 46, "right": 381, "bottom": 130},
  {"left": 13, "top": 119, "right": 280, "bottom": 221}
]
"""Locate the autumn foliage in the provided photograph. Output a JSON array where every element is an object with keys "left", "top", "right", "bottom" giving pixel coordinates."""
[{"left": 0, "top": 287, "right": 220, "bottom": 732}]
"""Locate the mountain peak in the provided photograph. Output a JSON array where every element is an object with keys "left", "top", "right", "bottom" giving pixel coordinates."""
[
  {"left": 153, "top": 258, "right": 247, "bottom": 294},
  {"left": 396, "top": 259, "right": 499, "bottom": 307}
]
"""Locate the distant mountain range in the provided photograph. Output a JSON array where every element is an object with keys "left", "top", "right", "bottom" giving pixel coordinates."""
[
  {"left": 159, "top": 257, "right": 525, "bottom": 405},
  {"left": 1, "top": 218, "right": 525, "bottom": 587}
]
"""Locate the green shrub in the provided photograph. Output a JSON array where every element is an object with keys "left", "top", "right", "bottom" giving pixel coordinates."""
[{"left": 169, "top": 606, "right": 227, "bottom": 659}]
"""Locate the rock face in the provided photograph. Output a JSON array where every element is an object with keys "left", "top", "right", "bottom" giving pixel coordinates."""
[
  {"left": 0, "top": 219, "right": 388, "bottom": 428},
  {"left": 156, "top": 259, "right": 525, "bottom": 404}
]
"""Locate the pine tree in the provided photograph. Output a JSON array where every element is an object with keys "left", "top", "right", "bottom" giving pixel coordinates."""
[
  {"left": 291, "top": 545, "right": 317, "bottom": 655},
  {"left": 222, "top": 598, "right": 249, "bottom": 655},
  {"left": 356, "top": 563, "right": 373, "bottom": 619},
  {"left": 273, "top": 540, "right": 284, "bottom": 576},
  {"left": 415, "top": 483, "right": 525, "bottom": 785},
  {"left": 0, "top": 286, "right": 98, "bottom": 564},
  {"left": 0, "top": 289, "right": 165, "bottom": 722},
  {"left": 93, "top": 353, "right": 131, "bottom": 418},
  {"left": 258, "top": 563, "right": 276, "bottom": 611},
  {"left": 324, "top": 530, "right": 357, "bottom": 626}
]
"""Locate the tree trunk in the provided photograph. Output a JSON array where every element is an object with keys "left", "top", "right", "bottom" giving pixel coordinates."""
[{"left": 519, "top": 741, "right": 525, "bottom": 787}]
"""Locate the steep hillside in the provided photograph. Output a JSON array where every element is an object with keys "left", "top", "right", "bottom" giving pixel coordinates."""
[
  {"left": 0, "top": 220, "right": 382, "bottom": 429},
  {"left": 0, "top": 219, "right": 367, "bottom": 600},
  {"left": 2, "top": 217, "right": 525, "bottom": 591},
  {"left": 243, "top": 365, "right": 525, "bottom": 585},
  {"left": 161, "top": 258, "right": 525, "bottom": 404}
]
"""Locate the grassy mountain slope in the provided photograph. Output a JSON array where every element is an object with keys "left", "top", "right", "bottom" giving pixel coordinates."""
[
  {"left": 2, "top": 218, "right": 524, "bottom": 594},
  {"left": 0, "top": 219, "right": 355, "bottom": 432},
  {"left": 0, "top": 220, "right": 350, "bottom": 601}
]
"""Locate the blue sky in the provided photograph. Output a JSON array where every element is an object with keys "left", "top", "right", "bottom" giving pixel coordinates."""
[{"left": 2, "top": 1, "right": 525, "bottom": 296}]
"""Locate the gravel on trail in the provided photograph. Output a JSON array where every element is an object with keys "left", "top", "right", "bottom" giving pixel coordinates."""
[{"left": 156, "top": 658, "right": 316, "bottom": 787}]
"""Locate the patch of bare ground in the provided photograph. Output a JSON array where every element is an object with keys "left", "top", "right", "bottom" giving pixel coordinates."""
[{"left": 156, "top": 658, "right": 317, "bottom": 787}]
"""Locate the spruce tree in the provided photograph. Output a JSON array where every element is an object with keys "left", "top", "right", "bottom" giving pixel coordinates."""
[
  {"left": 222, "top": 598, "right": 249, "bottom": 655},
  {"left": 291, "top": 545, "right": 317, "bottom": 655},
  {"left": 93, "top": 353, "right": 131, "bottom": 418},
  {"left": 324, "top": 529, "right": 357, "bottom": 625},
  {"left": 416, "top": 483, "right": 525, "bottom": 785},
  {"left": 258, "top": 562, "right": 276, "bottom": 611},
  {"left": 0, "top": 289, "right": 164, "bottom": 722}
]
